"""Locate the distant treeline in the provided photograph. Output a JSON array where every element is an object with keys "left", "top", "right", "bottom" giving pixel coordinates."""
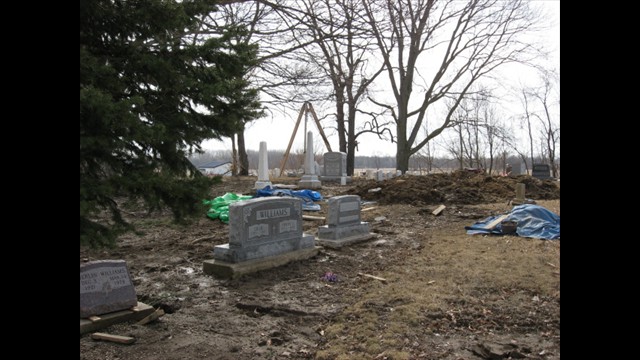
[{"left": 188, "top": 149, "right": 556, "bottom": 175}]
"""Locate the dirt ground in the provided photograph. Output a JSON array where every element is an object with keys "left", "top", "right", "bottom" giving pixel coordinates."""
[{"left": 80, "top": 172, "right": 560, "bottom": 360}]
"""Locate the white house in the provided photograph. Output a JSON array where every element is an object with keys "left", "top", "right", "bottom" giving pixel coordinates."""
[{"left": 197, "top": 160, "right": 232, "bottom": 176}]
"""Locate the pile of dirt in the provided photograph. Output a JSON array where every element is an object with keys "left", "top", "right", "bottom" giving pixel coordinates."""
[{"left": 347, "top": 171, "right": 560, "bottom": 205}]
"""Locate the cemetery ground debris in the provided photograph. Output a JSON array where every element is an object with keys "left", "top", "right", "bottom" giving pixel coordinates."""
[{"left": 80, "top": 173, "right": 560, "bottom": 360}]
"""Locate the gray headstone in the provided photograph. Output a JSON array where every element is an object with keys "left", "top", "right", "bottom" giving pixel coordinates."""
[
  {"left": 532, "top": 164, "right": 551, "bottom": 179},
  {"left": 321, "top": 152, "right": 351, "bottom": 183},
  {"left": 323, "top": 152, "right": 346, "bottom": 177},
  {"left": 317, "top": 195, "right": 374, "bottom": 248},
  {"left": 213, "top": 197, "right": 315, "bottom": 262},
  {"left": 326, "top": 195, "right": 361, "bottom": 226},
  {"left": 80, "top": 260, "right": 137, "bottom": 318}
]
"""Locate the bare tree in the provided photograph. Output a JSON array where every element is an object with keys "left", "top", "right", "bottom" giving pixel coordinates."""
[
  {"left": 530, "top": 70, "right": 560, "bottom": 177},
  {"left": 361, "top": 0, "right": 543, "bottom": 173},
  {"left": 293, "top": 0, "right": 390, "bottom": 176},
  {"left": 196, "top": 1, "right": 326, "bottom": 174}
]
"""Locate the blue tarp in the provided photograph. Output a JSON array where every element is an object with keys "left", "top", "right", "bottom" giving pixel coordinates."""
[
  {"left": 254, "top": 186, "right": 323, "bottom": 211},
  {"left": 465, "top": 204, "right": 560, "bottom": 240}
]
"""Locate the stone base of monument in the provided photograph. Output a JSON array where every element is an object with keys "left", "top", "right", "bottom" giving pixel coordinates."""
[
  {"left": 80, "top": 301, "right": 155, "bottom": 335},
  {"left": 320, "top": 175, "right": 352, "bottom": 184},
  {"left": 203, "top": 246, "right": 321, "bottom": 279},
  {"left": 254, "top": 180, "right": 272, "bottom": 190},
  {"left": 298, "top": 175, "right": 322, "bottom": 189},
  {"left": 316, "top": 223, "right": 376, "bottom": 249}
]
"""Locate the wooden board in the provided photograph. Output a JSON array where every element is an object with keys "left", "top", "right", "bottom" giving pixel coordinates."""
[
  {"left": 91, "top": 332, "right": 136, "bottom": 344},
  {"left": 136, "top": 308, "right": 165, "bottom": 325},
  {"left": 432, "top": 205, "right": 446, "bottom": 216},
  {"left": 482, "top": 214, "right": 509, "bottom": 230},
  {"left": 80, "top": 302, "right": 155, "bottom": 335},
  {"left": 302, "top": 215, "right": 325, "bottom": 221}
]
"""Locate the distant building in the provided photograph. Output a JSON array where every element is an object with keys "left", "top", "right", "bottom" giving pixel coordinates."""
[{"left": 196, "top": 160, "right": 232, "bottom": 176}]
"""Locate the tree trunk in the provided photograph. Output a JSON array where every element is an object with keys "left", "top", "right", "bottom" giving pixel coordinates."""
[
  {"left": 237, "top": 125, "right": 249, "bottom": 176},
  {"left": 346, "top": 104, "right": 356, "bottom": 176}
]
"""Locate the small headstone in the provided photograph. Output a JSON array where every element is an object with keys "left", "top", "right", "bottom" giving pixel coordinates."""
[
  {"left": 396, "top": 170, "right": 402, "bottom": 177},
  {"left": 80, "top": 260, "right": 137, "bottom": 318},
  {"left": 515, "top": 183, "right": 526, "bottom": 202},
  {"left": 366, "top": 170, "right": 375, "bottom": 180},
  {"left": 316, "top": 195, "right": 375, "bottom": 248},
  {"left": 298, "top": 131, "right": 322, "bottom": 189},
  {"left": 204, "top": 197, "right": 318, "bottom": 278},
  {"left": 376, "top": 170, "right": 384, "bottom": 181}
]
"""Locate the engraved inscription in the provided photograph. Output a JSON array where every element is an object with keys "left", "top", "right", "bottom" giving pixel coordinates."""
[
  {"left": 248, "top": 223, "right": 270, "bottom": 238},
  {"left": 256, "top": 208, "right": 290, "bottom": 220},
  {"left": 80, "top": 267, "right": 131, "bottom": 294},
  {"left": 339, "top": 201, "right": 359, "bottom": 212},
  {"left": 279, "top": 219, "right": 297, "bottom": 233}
]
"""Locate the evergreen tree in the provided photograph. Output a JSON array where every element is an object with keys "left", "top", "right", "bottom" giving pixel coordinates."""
[{"left": 80, "top": 0, "right": 262, "bottom": 247}]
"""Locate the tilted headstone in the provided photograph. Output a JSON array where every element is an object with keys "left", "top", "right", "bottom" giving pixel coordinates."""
[
  {"left": 210, "top": 197, "right": 316, "bottom": 263},
  {"left": 316, "top": 195, "right": 375, "bottom": 248},
  {"left": 298, "top": 131, "right": 322, "bottom": 189},
  {"left": 80, "top": 260, "right": 137, "bottom": 318}
]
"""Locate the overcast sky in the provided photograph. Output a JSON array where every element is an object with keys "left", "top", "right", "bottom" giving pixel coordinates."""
[{"left": 202, "top": 0, "right": 560, "bottom": 157}]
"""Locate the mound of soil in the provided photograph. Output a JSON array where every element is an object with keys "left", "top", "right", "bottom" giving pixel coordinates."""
[{"left": 347, "top": 172, "right": 560, "bottom": 205}]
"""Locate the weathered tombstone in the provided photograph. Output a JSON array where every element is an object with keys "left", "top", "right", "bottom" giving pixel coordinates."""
[
  {"left": 254, "top": 141, "right": 273, "bottom": 189},
  {"left": 80, "top": 260, "right": 138, "bottom": 318},
  {"left": 531, "top": 164, "right": 551, "bottom": 179},
  {"left": 316, "top": 195, "right": 375, "bottom": 248},
  {"left": 510, "top": 162, "right": 523, "bottom": 175},
  {"left": 321, "top": 151, "right": 352, "bottom": 184},
  {"left": 298, "top": 131, "right": 322, "bottom": 189},
  {"left": 366, "top": 169, "right": 375, "bottom": 180},
  {"left": 203, "top": 197, "right": 319, "bottom": 278},
  {"left": 515, "top": 183, "right": 526, "bottom": 202},
  {"left": 376, "top": 170, "right": 384, "bottom": 181},
  {"left": 396, "top": 170, "right": 402, "bottom": 177}
]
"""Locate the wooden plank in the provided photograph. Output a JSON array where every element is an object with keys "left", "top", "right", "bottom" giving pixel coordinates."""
[
  {"left": 302, "top": 215, "right": 325, "bottom": 221},
  {"left": 361, "top": 207, "right": 377, "bottom": 212},
  {"left": 357, "top": 272, "right": 387, "bottom": 283},
  {"left": 136, "top": 308, "right": 165, "bottom": 325},
  {"left": 482, "top": 214, "right": 509, "bottom": 230},
  {"left": 88, "top": 316, "right": 101, "bottom": 322},
  {"left": 80, "top": 301, "right": 155, "bottom": 335},
  {"left": 91, "top": 332, "right": 136, "bottom": 344},
  {"left": 432, "top": 205, "right": 446, "bottom": 216}
]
